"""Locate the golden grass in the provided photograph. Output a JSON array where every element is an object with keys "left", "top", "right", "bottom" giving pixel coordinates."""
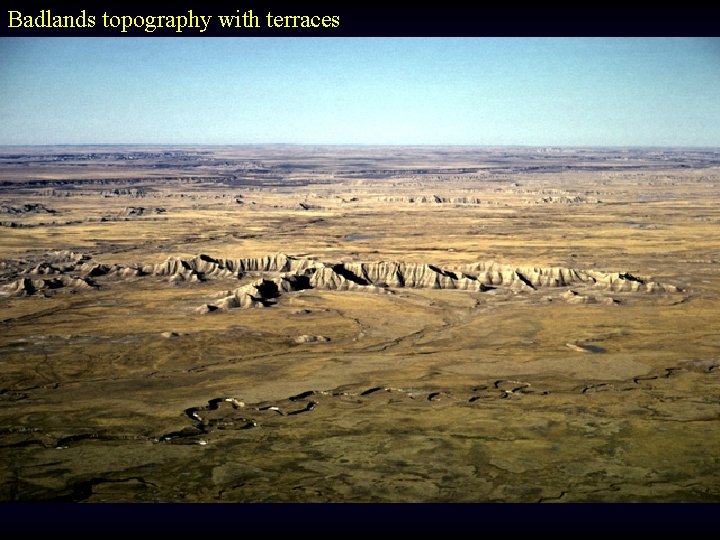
[{"left": 1, "top": 156, "right": 719, "bottom": 501}]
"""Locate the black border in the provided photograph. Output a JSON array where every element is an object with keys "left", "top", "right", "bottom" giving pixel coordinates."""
[
  {"left": 1, "top": 6, "right": 719, "bottom": 37},
  {"left": 1, "top": 503, "right": 717, "bottom": 534}
]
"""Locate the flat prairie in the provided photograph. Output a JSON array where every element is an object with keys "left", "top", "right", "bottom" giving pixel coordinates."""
[{"left": 1, "top": 145, "right": 719, "bottom": 501}]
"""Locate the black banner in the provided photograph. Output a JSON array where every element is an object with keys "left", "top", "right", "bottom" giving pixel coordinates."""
[{"left": 0, "top": 5, "right": 718, "bottom": 37}]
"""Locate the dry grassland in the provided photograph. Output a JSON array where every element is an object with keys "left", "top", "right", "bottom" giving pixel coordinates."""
[{"left": 1, "top": 146, "right": 719, "bottom": 501}]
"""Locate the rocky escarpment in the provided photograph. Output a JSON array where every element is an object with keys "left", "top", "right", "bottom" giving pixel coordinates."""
[
  {"left": 199, "top": 255, "right": 682, "bottom": 311},
  {"left": 0, "top": 275, "right": 96, "bottom": 297},
  {"left": 0, "top": 252, "right": 321, "bottom": 296},
  {"left": 378, "top": 195, "right": 482, "bottom": 204},
  {"left": 101, "top": 188, "right": 145, "bottom": 198},
  {"left": 0, "top": 203, "right": 57, "bottom": 215},
  {"left": 141, "top": 253, "right": 317, "bottom": 283},
  {"left": 532, "top": 195, "right": 600, "bottom": 204},
  {"left": 0, "top": 250, "right": 683, "bottom": 305},
  {"left": 455, "top": 261, "right": 679, "bottom": 293},
  {"left": 212, "top": 264, "right": 391, "bottom": 310},
  {"left": 121, "top": 206, "right": 165, "bottom": 216},
  {"left": 0, "top": 251, "right": 98, "bottom": 297}
]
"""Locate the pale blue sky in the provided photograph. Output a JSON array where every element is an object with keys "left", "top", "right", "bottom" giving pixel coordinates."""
[{"left": 1, "top": 37, "right": 719, "bottom": 146}]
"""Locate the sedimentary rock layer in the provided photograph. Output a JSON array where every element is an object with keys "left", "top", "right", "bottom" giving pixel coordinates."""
[{"left": 0, "top": 251, "right": 682, "bottom": 304}]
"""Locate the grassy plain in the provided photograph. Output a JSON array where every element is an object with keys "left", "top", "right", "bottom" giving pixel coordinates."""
[{"left": 1, "top": 146, "right": 719, "bottom": 501}]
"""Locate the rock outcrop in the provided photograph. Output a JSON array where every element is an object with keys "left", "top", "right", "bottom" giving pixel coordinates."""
[
  {"left": 101, "top": 188, "right": 145, "bottom": 198},
  {"left": 534, "top": 195, "right": 599, "bottom": 204},
  {"left": 199, "top": 256, "right": 680, "bottom": 311},
  {"left": 213, "top": 266, "right": 390, "bottom": 310},
  {"left": 457, "top": 262, "right": 680, "bottom": 294},
  {"left": 294, "top": 335, "right": 330, "bottom": 344},
  {"left": 0, "top": 203, "right": 56, "bottom": 215},
  {"left": 140, "top": 253, "right": 317, "bottom": 283},
  {"left": 0, "top": 275, "right": 96, "bottom": 297},
  {"left": 560, "top": 290, "right": 618, "bottom": 305},
  {"left": 0, "top": 251, "right": 100, "bottom": 296},
  {"left": 378, "top": 195, "right": 482, "bottom": 204},
  {"left": 0, "top": 250, "right": 683, "bottom": 307}
]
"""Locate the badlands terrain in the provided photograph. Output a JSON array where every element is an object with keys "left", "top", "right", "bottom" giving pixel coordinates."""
[{"left": 0, "top": 145, "right": 719, "bottom": 501}]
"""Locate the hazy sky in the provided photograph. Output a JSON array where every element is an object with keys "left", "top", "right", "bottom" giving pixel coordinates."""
[{"left": 1, "top": 37, "right": 719, "bottom": 146}]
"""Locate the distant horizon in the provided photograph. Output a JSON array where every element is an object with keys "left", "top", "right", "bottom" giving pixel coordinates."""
[
  {"left": 2, "top": 38, "right": 719, "bottom": 147},
  {"left": 1, "top": 143, "right": 718, "bottom": 150}
]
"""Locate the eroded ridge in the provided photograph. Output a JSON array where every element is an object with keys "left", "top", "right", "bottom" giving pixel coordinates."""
[
  {"left": 0, "top": 252, "right": 683, "bottom": 307},
  {"left": 206, "top": 256, "right": 683, "bottom": 311}
]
